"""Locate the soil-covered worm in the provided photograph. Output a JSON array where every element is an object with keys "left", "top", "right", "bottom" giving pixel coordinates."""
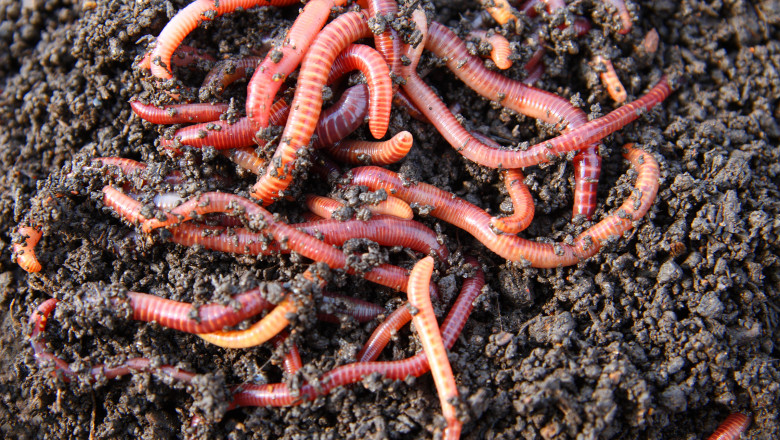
[
  {"left": 201, "top": 56, "right": 263, "bottom": 96},
  {"left": 347, "top": 145, "right": 659, "bottom": 268},
  {"left": 467, "top": 30, "right": 512, "bottom": 70},
  {"left": 304, "top": 194, "right": 414, "bottom": 220},
  {"left": 251, "top": 11, "right": 372, "bottom": 204},
  {"left": 325, "top": 131, "right": 414, "bottom": 165},
  {"left": 407, "top": 257, "right": 462, "bottom": 439},
  {"left": 137, "top": 44, "right": 215, "bottom": 71},
  {"left": 130, "top": 101, "right": 230, "bottom": 124},
  {"left": 246, "top": 0, "right": 348, "bottom": 130},
  {"left": 148, "top": 0, "right": 300, "bottom": 80},
  {"left": 227, "top": 259, "right": 484, "bottom": 406},
  {"left": 594, "top": 55, "right": 628, "bottom": 103}
]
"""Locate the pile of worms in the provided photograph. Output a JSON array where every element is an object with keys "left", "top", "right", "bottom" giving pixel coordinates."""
[{"left": 13, "top": 0, "right": 747, "bottom": 438}]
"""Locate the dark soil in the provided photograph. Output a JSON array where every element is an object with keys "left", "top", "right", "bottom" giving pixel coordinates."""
[{"left": 1, "top": 0, "right": 779, "bottom": 438}]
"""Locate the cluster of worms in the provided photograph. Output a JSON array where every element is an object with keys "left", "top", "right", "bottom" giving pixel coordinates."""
[{"left": 14, "top": 0, "right": 750, "bottom": 438}]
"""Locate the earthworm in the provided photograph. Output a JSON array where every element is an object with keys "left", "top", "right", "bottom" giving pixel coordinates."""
[
  {"left": 149, "top": 0, "right": 299, "bottom": 80},
  {"left": 492, "top": 169, "right": 535, "bottom": 234},
  {"left": 706, "top": 413, "right": 750, "bottom": 440},
  {"left": 13, "top": 226, "right": 42, "bottom": 273},
  {"left": 325, "top": 44, "right": 392, "bottom": 139},
  {"left": 467, "top": 30, "right": 512, "bottom": 70},
  {"left": 480, "top": 0, "right": 516, "bottom": 26},
  {"left": 356, "top": 303, "right": 412, "bottom": 362},
  {"left": 347, "top": 145, "right": 658, "bottom": 267},
  {"left": 408, "top": 256, "right": 461, "bottom": 440},
  {"left": 102, "top": 186, "right": 149, "bottom": 225},
  {"left": 603, "top": 0, "right": 632, "bottom": 34},
  {"left": 402, "top": 69, "right": 670, "bottom": 169},
  {"left": 325, "top": 130, "right": 414, "bottom": 165},
  {"left": 130, "top": 101, "right": 229, "bottom": 125},
  {"left": 295, "top": 215, "right": 448, "bottom": 260},
  {"left": 572, "top": 146, "right": 602, "bottom": 218},
  {"left": 201, "top": 56, "right": 263, "bottom": 96},
  {"left": 250, "top": 11, "right": 372, "bottom": 205},
  {"left": 246, "top": 0, "right": 348, "bottom": 130},
  {"left": 366, "top": 0, "right": 402, "bottom": 82},
  {"left": 30, "top": 298, "right": 197, "bottom": 383},
  {"left": 304, "top": 194, "right": 414, "bottom": 220},
  {"left": 271, "top": 331, "right": 302, "bottom": 376},
  {"left": 137, "top": 44, "right": 215, "bottom": 71},
  {"left": 197, "top": 295, "right": 298, "bottom": 349},
  {"left": 594, "top": 55, "right": 627, "bottom": 103},
  {"left": 313, "top": 84, "right": 369, "bottom": 148},
  {"left": 230, "top": 258, "right": 484, "bottom": 406},
  {"left": 318, "top": 293, "right": 384, "bottom": 323},
  {"left": 160, "top": 98, "right": 290, "bottom": 150},
  {"left": 224, "top": 147, "right": 266, "bottom": 175},
  {"left": 640, "top": 29, "right": 660, "bottom": 54}
]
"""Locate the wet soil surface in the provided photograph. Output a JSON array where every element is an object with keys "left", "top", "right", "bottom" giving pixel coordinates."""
[{"left": 1, "top": 0, "right": 779, "bottom": 438}]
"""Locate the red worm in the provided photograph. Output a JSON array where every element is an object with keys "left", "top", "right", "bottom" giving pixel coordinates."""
[
  {"left": 29, "top": 299, "right": 197, "bottom": 383},
  {"left": 492, "top": 169, "right": 535, "bottom": 234},
  {"left": 468, "top": 30, "right": 512, "bottom": 70},
  {"left": 325, "top": 130, "right": 414, "bottom": 165},
  {"left": 480, "top": 0, "right": 516, "bottom": 25},
  {"left": 251, "top": 11, "right": 371, "bottom": 205},
  {"left": 347, "top": 145, "right": 659, "bottom": 267},
  {"left": 706, "top": 413, "right": 751, "bottom": 440},
  {"left": 594, "top": 55, "right": 627, "bottom": 103},
  {"left": 198, "top": 296, "right": 298, "bottom": 348},
  {"left": 366, "top": 0, "right": 402, "bottom": 83},
  {"left": 304, "top": 194, "right": 414, "bottom": 221},
  {"left": 130, "top": 100, "right": 230, "bottom": 124},
  {"left": 14, "top": 226, "right": 42, "bottom": 273},
  {"left": 201, "top": 56, "right": 263, "bottom": 96},
  {"left": 313, "top": 84, "right": 369, "bottom": 148},
  {"left": 228, "top": 258, "right": 485, "bottom": 406},
  {"left": 246, "top": 0, "right": 348, "bottom": 130},
  {"left": 149, "top": 0, "right": 300, "bottom": 80},
  {"left": 408, "top": 257, "right": 461, "bottom": 439},
  {"left": 224, "top": 147, "right": 266, "bottom": 175},
  {"left": 295, "top": 215, "right": 448, "bottom": 261},
  {"left": 161, "top": 98, "right": 290, "bottom": 150},
  {"left": 325, "top": 44, "right": 392, "bottom": 139},
  {"left": 271, "top": 331, "right": 303, "bottom": 376},
  {"left": 356, "top": 302, "right": 411, "bottom": 362},
  {"left": 603, "top": 0, "right": 632, "bottom": 34},
  {"left": 137, "top": 44, "right": 215, "bottom": 71},
  {"left": 572, "top": 146, "right": 602, "bottom": 219},
  {"left": 318, "top": 293, "right": 384, "bottom": 323}
]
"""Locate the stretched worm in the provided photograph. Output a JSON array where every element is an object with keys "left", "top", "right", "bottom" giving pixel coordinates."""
[
  {"left": 325, "top": 130, "right": 414, "bottom": 165},
  {"left": 29, "top": 298, "right": 197, "bottom": 383},
  {"left": 594, "top": 55, "right": 627, "bottom": 103},
  {"left": 313, "top": 84, "right": 369, "bottom": 148},
  {"left": 228, "top": 258, "right": 484, "bottom": 406},
  {"left": 149, "top": 0, "right": 299, "bottom": 80},
  {"left": 706, "top": 413, "right": 751, "bottom": 440},
  {"left": 408, "top": 257, "right": 461, "bottom": 439},
  {"left": 357, "top": 303, "right": 412, "bottom": 362},
  {"left": 137, "top": 44, "right": 215, "bottom": 71},
  {"left": 347, "top": 145, "right": 659, "bottom": 267},
  {"left": 201, "top": 56, "right": 263, "bottom": 96},
  {"left": 467, "top": 30, "right": 512, "bottom": 70},
  {"left": 318, "top": 293, "right": 384, "bottom": 323},
  {"left": 14, "top": 226, "right": 42, "bottom": 273},
  {"left": 246, "top": 0, "right": 348, "bottom": 129},
  {"left": 325, "top": 44, "right": 392, "bottom": 139},
  {"left": 304, "top": 194, "right": 414, "bottom": 220},
  {"left": 130, "top": 101, "right": 230, "bottom": 125},
  {"left": 251, "top": 11, "right": 372, "bottom": 205},
  {"left": 198, "top": 296, "right": 297, "bottom": 348}
]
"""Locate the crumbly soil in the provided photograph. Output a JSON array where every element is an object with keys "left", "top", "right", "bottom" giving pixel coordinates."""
[{"left": 1, "top": 0, "right": 778, "bottom": 439}]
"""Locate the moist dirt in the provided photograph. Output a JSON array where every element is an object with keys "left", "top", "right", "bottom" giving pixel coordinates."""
[{"left": 1, "top": 0, "right": 779, "bottom": 439}]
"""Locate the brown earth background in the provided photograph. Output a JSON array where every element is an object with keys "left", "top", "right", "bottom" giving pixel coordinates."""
[{"left": 1, "top": 0, "right": 779, "bottom": 438}]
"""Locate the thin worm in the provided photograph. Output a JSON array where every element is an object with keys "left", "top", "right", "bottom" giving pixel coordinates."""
[
  {"left": 480, "top": 0, "right": 516, "bottom": 25},
  {"left": 408, "top": 257, "right": 461, "bottom": 440},
  {"left": 318, "top": 293, "right": 384, "bottom": 323},
  {"left": 246, "top": 0, "right": 348, "bottom": 129},
  {"left": 594, "top": 55, "right": 627, "bottom": 103},
  {"left": 30, "top": 299, "right": 197, "bottom": 383},
  {"left": 357, "top": 302, "right": 412, "bottom": 362},
  {"left": 198, "top": 297, "right": 297, "bottom": 348},
  {"left": 295, "top": 215, "right": 448, "bottom": 261},
  {"left": 14, "top": 226, "right": 42, "bottom": 273},
  {"left": 250, "top": 11, "right": 372, "bottom": 205},
  {"left": 313, "top": 84, "right": 369, "bottom": 148},
  {"left": 325, "top": 130, "right": 414, "bottom": 165},
  {"left": 706, "top": 413, "right": 751, "bottom": 440},
  {"left": 130, "top": 101, "right": 230, "bottom": 125},
  {"left": 228, "top": 258, "right": 485, "bottom": 406},
  {"left": 138, "top": 44, "right": 215, "bottom": 71},
  {"left": 149, "top": 0, "right": 300, "bottom": 80},
  {"left": 201, "top": 56, "right": 263, "bottom": 96},
  {"left": 304, "top": 194, "right": 414, "bottom": 221},
  {"left": 492, "top": 169, "right": 535, "bottom": 234},
  {"left": 347, "top": 146, "right": 659, "bottom": 267},
  {"left": 468, "top": 30, "right": 513, "bottom": 70},
  {"left": 325, "top": 44, "right": 392, "bottom": 139},
  {"left": 603, "top": 0, "right": 632, "bottom": 34},
  {"left": 271, "top": 331, "right": 302, "bottom": 376},
  {"left": 161, "top": 98, "right": 290, "bottom": 150}
]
